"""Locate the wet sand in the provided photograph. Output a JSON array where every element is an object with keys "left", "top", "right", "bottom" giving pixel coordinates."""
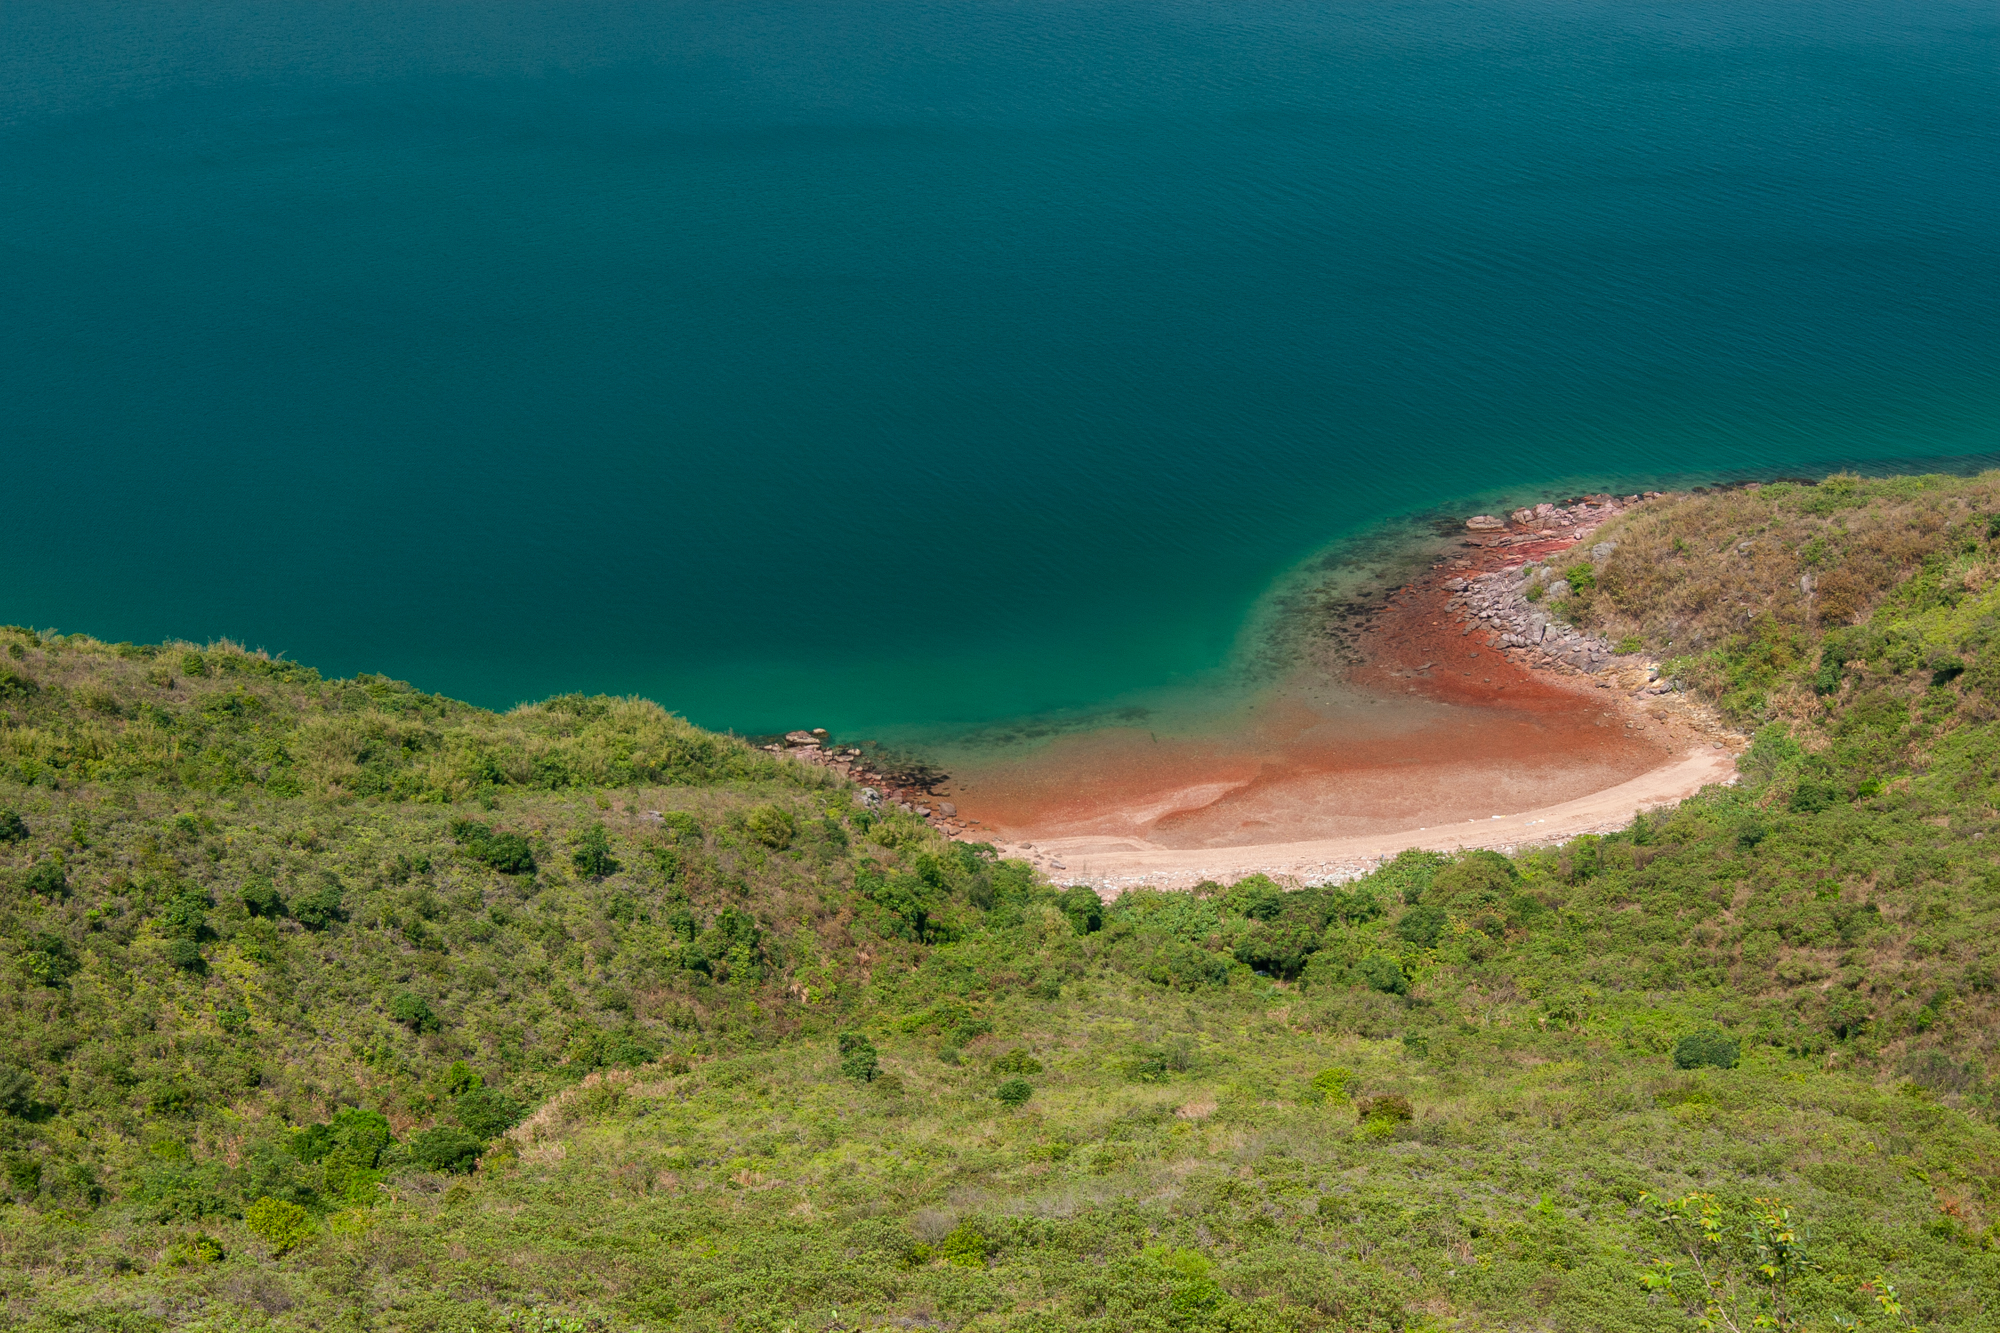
[{"left": 938, "top": 509, "right": 1744, "bottom": 885}]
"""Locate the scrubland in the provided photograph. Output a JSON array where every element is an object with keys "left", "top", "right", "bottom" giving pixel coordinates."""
[{"left": 3, "top": 472, "right": 2000, "bottom": 1331}]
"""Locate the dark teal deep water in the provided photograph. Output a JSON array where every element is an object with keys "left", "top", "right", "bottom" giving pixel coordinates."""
[{"left": 4, "top": 0, "right": 1996, "bottom": 736}]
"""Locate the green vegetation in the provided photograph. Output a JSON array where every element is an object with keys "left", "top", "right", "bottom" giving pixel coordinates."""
[{"left": 5, "top": 473, "right": 2000, "bottom": 1330}]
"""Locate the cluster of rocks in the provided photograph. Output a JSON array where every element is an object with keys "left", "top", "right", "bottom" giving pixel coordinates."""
[
  {"left": 1450, "top": 492, "right": 1670, "bottom": 679},
  {"left": 1446, "top": 567, "right": 1621, "bottom": 673},
  {"left": 760, "top": 730, "right": 979, "bottom": 838},
  {"left": 1463, "top": 493, "right": 1661, "bottom": 545}
]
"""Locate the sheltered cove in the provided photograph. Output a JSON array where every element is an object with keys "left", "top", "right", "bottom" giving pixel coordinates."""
[{"left": 767, "top": 493, "right": 1747, "bottom": 886}]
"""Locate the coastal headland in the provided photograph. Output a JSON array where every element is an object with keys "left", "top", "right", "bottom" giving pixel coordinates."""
[{"left": 772, "top": 492, "right": 1747, "bottom": 887}]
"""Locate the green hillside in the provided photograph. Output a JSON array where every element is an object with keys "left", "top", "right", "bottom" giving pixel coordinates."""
[{"left": 4, "top": 472, "right": 2000, "bottom": 1332}]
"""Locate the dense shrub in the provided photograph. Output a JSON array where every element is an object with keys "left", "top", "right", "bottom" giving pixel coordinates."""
[
  {"left": 1428, "top": 850, "right": 1516, "bottom": 910},
  {"left": 456, "top": 1087, "right": 526, "bottom": 1140},
  {"left": 744, "top": 805, "right": 795, "bottom": 850},
  {"left": 1357, "top": 953, "right": 1407, "bottom": 995},
  {"left": 1394, "top": 904, "right": 1448, "bottom": 949},
  {"left": 244, "top": 1197, "right": 315, "bottom": 1256},
  {"left": 408, "top": 1126, "right": 482, "bottom": 1173},
  {"left": 994, "top": 1078, "right": 1032, "bottom": 1107},
  {"left": 291, "top": 881, "right": 346, "bottom": 929},
  {"left": 837, "top": 1032, "right": 879, "bottom": 1083},
  {"left": 22, "top": 932, "right": 80, "bottom": 986},
  {"left": 0, "top": 809, "right": 26, "bottom": 842},
  {"left": 453, "top": 820, "right": 536, "bottom": 875},
  {"left": 1672, "top": 1029, "right": 1740, "bottom": 1071},
  {"left": 572, "top": 822, "right": 618, "bottom": 879},
  {"left": 239, "top": 876, "right": 284, "bottom": 918},
  {"left": 1220, "top": 874, "right": 1283, "bottom": 920},
  {"left": 389, "top": 992, "right": 441, "bottom": 1034},
  {"left": 991, "top": 1048, "right": 1042, "bottom": 1076},
  {"left": 1056, "top": 884, "right": 1104, "bottom": 934},
  {"left": 23, "top": 857, "right": 67, "bottom": 898},
  {"left": 1356, "top": 1094, "right": 1413, "bottom": 1123},
  {"left": 293, "top": 1108, "right": 393, "bottom": 1170}
]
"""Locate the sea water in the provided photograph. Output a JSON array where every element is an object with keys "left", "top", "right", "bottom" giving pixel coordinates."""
[{"left": 4, "top": 0, "right": 1995, "bottom": 740}]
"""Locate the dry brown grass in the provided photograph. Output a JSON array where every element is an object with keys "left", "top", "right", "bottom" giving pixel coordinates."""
[{"left": 1569, "top": 472, "right": 2000, "bottom": 657}]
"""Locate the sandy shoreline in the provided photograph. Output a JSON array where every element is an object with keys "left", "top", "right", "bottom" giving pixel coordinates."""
[{"left": 990, "top": 743, "right": 1736, "bottom": 890}]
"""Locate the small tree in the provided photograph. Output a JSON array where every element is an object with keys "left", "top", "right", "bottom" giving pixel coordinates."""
[
  {"left": 163, "top": 938, "right": 205, "bottom": 972},
  {"left": 22, "top": 932, "right": 79, "bottom": 987},
  {"left": 995, "top": 1079, "right": 1033, "bottom": 1107},
  {"left": 1639, "top": 1191, "right": 1815, "bottom": 1333},
  {"left": 292, "top": 882, "right": 346, "bottom": 930},
  {"left": 572, "top": 823, "right": 618, "bottom": 879},
  {"left": 837, "top": 1032, "right": 879, "bottom": 1083},
  {"left": 390, "top": 991, "right": 441, "bottom": 1034},
  {"left": 0, "top": 809, "right": 27, "bottom": 843}
]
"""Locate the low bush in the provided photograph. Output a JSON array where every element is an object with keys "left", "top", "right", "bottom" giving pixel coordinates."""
[
  {"left": 1356, "top": 1093, "right": 1413, "bottom": 1124},
  {"left": 244, "top": 1196, "right": 315, "bottom": 1257}
]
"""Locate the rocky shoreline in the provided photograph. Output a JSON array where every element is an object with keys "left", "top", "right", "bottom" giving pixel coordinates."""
[
  {"left": 1447, "top": 491, "right": 1673, "bottom": 684},
  {"left": 756, "top": 730, "right": 991, "bottom": 840}
]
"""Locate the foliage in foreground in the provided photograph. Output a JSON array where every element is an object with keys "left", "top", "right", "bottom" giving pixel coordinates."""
[{"left": 2, "top": 472, "right": 2000, "bottom": 1331}]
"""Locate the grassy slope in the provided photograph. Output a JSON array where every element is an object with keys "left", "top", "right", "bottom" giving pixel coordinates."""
[{"left": 3, "top": 473, "right": 2000, "bottom": 1332}]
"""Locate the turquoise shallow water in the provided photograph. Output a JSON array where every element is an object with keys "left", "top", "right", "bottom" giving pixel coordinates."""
[{"left": 3, "top": 0, "right": 1996, "bottom": 737}]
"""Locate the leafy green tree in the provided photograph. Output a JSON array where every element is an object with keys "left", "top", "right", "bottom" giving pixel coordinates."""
[
  {"left": 0, "top": 1065, "right": 36, "bottom": 1117},
  {"left": 1357, "top": 952, "right": 1407, "bottom": 995},
  {"left": 1428, "top": 850, "right": 1517, "bottom": 911},
  {"left": 456, "top": 1086, "right": 526, "bottom": 1140},
  {"left": 1220, "top": 874, "right": 1283, "bottom": 920},
  {"left": 1395, "top": 904, "right": 1448, "bottom": 949},
  {"left": 994, "top": 1078, "right": 1033, "bottom": 1107},
  {"left": 156, "top": 883, "right": 210, "bottom": 939},
  {"left": 0, "top": 809, "right": 26, "bottom": 842},
  {"left": 452, "top": 820, "right": 536, "bottom": 874},
  {"left": 163, "top": 937, "right": 205, "bottom": 972},
  {"left": 1639, "top": 1192, "right": 1817, "bottom": 1333},
  {"left": 409, "top": 1126, "right": 482, "bottom": 1173}
]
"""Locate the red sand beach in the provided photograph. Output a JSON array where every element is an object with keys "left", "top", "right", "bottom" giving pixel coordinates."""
[{"left": 928, "top": 499, "right": 1745, "bottom": 885}]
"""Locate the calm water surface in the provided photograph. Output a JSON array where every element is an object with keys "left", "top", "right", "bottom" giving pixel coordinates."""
[{"left": 4, "top": 0, "right": 1996, "bottom": 736}]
